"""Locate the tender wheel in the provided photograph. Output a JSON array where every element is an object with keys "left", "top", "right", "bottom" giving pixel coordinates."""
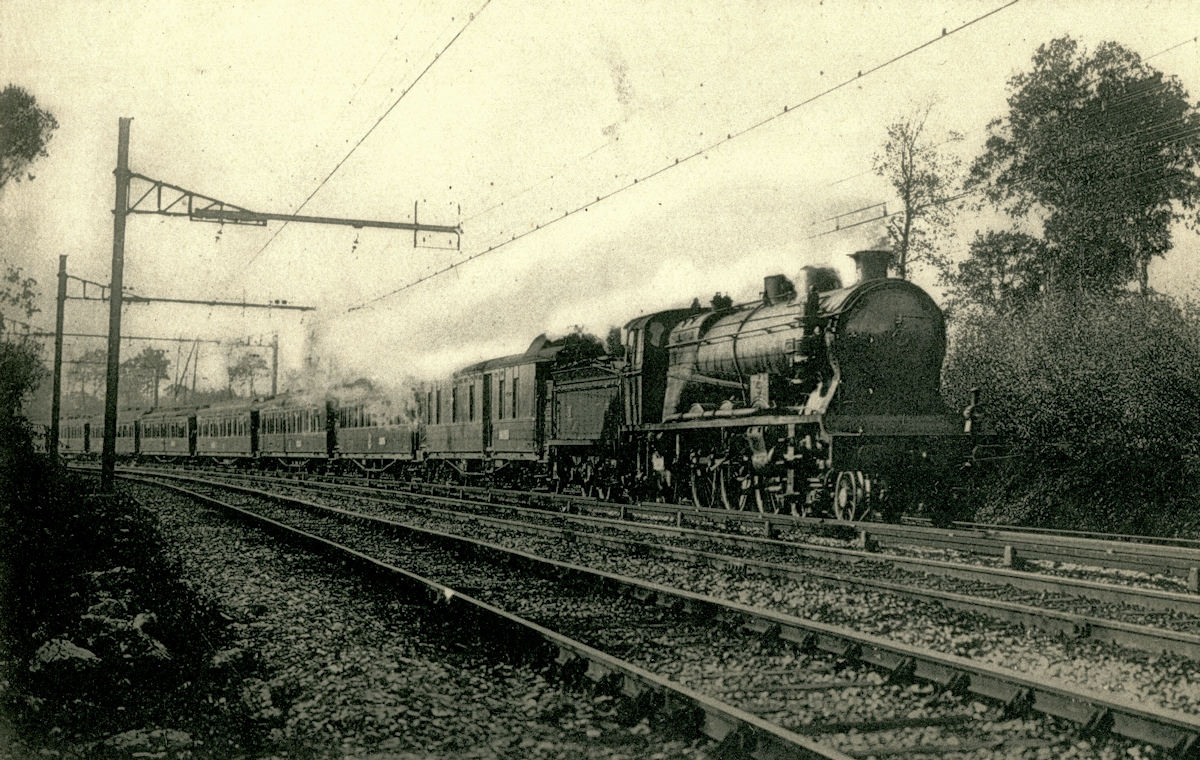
[{"left": 833, "top": 470, "right": 867, "bottom": 521}]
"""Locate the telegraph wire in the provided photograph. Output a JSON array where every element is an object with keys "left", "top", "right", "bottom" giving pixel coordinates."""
[
  {"left": 806, "top": 117, "right": 1200, "bottom": 240},
  {"left": 347, "top": 0, "right": 1021, "bottom": 311},
  {"left": 245, "top": 0, "right": 492, "bottom": 269},
  {"left": 345, "top": 0, "right": 424, "bottom": 108},
  {"left": 816, "top": 33, "right": 1199, "bottom": 193},
  {"left": 460, "top": 29, "right": 779, "bottom": 227}
]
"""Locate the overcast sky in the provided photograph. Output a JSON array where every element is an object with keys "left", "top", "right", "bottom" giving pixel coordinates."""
[{"left": 3, "top": 0, "right": 1199, "bottom": 391}]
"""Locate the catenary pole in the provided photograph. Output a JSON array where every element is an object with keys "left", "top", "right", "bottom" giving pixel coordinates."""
[
  {"left": 100, "top": 118, "right": 131, "bottom": 493},
  {"left": 49, "top": 255, "right": 67, "bottom": 457}
]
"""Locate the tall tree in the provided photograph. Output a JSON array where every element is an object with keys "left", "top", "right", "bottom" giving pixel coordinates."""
[
  {"left": 227, "top": 353, "right": 268, "bottom": 397},
  {"left": 0, "top": 264, "right": 44, "bottom": 420},
  {"left": 871, "top": 102, "right": 963, "bottom": 279},
  {"left": 68, "top": 348, "right": 107, "bottom": 401},
  {"left": 968, "top": 36, "right": 1200, "bottom": 294},
  {"left": 0, "top": 85, "right": 58, "bottom": 191},
  {"left": 604, "top": 327, "right": 625, "bottom": 359},
  {"left": 121, "top": 347, "right": 170, "bottom": 404},
  {"left": 943, "top": 230, "right": 1050, "bottom": 314}
]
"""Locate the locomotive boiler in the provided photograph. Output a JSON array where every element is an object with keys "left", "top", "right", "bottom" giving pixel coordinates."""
[{"left": 546, "top": 249, "right": 975, "bottom": 518}]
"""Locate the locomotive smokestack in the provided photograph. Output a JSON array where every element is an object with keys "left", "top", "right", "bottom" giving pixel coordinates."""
[
  {"left": 762, "top": 274, "right": 796, "bottom": 305},
  {"left": 849, "top": 249, "right": 892, "bottom": 283}
]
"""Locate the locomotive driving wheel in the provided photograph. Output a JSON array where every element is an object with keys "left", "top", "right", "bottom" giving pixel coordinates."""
[
  {"left": 691, "top": 453, "right": 734, "bottom": 506},
  {"left": 728, "top": 470, "right": 770, "bottom": 513},
  {"left": 833, "top": 470, "right": 868, "bottom": 521}
]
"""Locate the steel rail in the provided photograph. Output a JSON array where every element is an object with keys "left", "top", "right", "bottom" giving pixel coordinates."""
[
  {"left": 134, "top": 475, "right": 854, "bottom": 760},
  {"left": 178, "top": 469, "right": 1200, "bottom": 659},
  {"left": 904, "top": 516, "right": 1200, "bottom": 550},
  {"left": 342, "top": 487, "right": 1200, "bottom": 658},
  {"left": 64, "top": 460, "right": 1200, "bottom": 564},
  {"left": 248, "top": 471, "right": 1200, "bottom": 582},
  {"left": 127, "top": 472, "right": 1200, "bottom": 756},
  {"left": 111, "top": 464, "right": 1200, "bottom": 617}
]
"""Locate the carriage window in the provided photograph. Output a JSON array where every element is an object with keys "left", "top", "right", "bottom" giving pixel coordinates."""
[
  {"left": 451, "top": 386, "right": 458, "bottom": 423},
  {"left": 497, "top": 378, "right": 505, "bottom": 420},
  {"left": 468, "top": 384, "right": 475, "bottom": 422},
  {"left": 512, "top": 376, "right": 519, "bottom": 418},
  {"left": 435, "top": 390, "right": 442, "bottom": 424}
]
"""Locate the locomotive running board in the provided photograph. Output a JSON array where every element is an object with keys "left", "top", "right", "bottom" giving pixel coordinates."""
[{"left": 642, "top": 414, "right": 823, "bottom": 432}]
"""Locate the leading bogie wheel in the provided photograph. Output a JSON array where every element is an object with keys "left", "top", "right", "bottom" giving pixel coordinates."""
[{"left": 833, "top": 470, "right": 867, "bottom": 521}]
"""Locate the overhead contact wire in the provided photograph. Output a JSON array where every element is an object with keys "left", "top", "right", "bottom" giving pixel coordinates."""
[
  {"left": 348, "top": 0, "right": 1021, "bottom": 311},
  {"left": 246, "top": 0, "right": 492, "bottom": 269}
]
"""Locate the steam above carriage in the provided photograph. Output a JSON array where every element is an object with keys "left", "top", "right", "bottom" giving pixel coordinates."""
[{"left": 56, "top": 249, "right": 976, "bottom": 519}]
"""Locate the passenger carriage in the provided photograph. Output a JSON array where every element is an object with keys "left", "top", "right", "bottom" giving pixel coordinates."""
[
  {"left": 419, "top": 335, "right": 557, "bottom": 482},
  {"left": 257, "top": 396, "right": 332, "bottom": 465},
  {"left": 333, "top": 395, "right": 418, "bottom": 471},
  {"left": 139, "top": 408, "right": 195, "bottom": 459},
  {"left": 195, "top": 402, "right": 255, "bottom": 460},
  {"left": 115, "top": 409, "right": 140, "bottom": 457},
  {"left": 58, "top": 417, "right": 89, "bottom": 457}
]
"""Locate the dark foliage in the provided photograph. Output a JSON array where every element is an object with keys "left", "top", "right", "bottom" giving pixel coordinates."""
[
  {"left": 227, "top": 351, "right": 269, "bottom": 396},
  {"left": 0, "top": 467, "right": 277, "bottom": 754},
  {"left": 943, "top": 230, "right": 1050, "bottom": 315},
  {"left": 967, "top": 36, "right": 1200, "bottom": 294},
  {"left": 943, "top": 291, "right": 1200, "bottom": 534},
  {"left": 604, "top": 326, "right": 626, "bottom": 359},
  {"left": 0, "top": 85, "right": 58, "bottom": 191},
  {"left": 0, "top": 264, "right": 45, "bottom": 424}
]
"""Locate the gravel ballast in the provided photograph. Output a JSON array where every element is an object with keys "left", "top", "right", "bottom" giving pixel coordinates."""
[
  {"left": 212, "top": 479, "right": 1200, "bottom": 720},
  {"left": 144, "top": 478, "right": 1177, "bottom": 760},
  {"left": 129, "top": 483, "right": 713, "bottom": 759}
]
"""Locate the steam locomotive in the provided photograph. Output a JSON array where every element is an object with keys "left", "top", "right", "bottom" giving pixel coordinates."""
[{"left": 57, "top": 249, "right": 978, "bottom": 520}]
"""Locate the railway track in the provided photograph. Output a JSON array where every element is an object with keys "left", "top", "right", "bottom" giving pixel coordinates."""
[
  {"left": 109, "top": 461, "right": 1200, "bottom": 590},
  {"left": 115, "top": 466, "right": 1200, "bottom": 639},
  {"left": 122, "top": 470, "right": 1200, "bottom": 757}
]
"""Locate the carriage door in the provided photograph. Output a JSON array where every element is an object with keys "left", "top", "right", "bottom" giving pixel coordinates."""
[{"left": 482, "top": 373, "right": 493, "bottom": 451}]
